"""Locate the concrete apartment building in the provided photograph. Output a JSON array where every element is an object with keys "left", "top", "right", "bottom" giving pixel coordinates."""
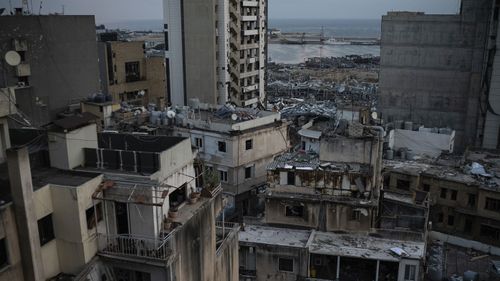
[
  {"left": 98, "top": 38, "right": 167, "bottom": 108},
  {"left": 0, "top": 115, "right": 239, "bottom": 280},
  {"left": 171, "top": 104, "right": 288, "bottom": 218},
  {"left": 0, "top": 15, "right": 100, "bottom": 125},
  {"left": 163, "top": 0, "right": 267, "bottom": 107},
  {"left": 378, "top": 0, "right": 493, "bottom": 150},
  {"left": 384, "top": 149, "right": 500, "bottom": 249},
  {"left": 239, "top": 120, "right": 428, "bottom": 281}
]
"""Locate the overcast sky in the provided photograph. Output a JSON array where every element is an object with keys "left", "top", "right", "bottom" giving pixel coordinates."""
[{"left": 1, "top": 0, "right": 460, "bottom": 23}]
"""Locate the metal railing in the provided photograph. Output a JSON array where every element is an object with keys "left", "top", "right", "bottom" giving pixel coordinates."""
[
  {"left": 215, "top": 221, "right": 239, "bottom": 256},
  {"left": 98, "top": 233, "right": 173, "bottom": 261}
]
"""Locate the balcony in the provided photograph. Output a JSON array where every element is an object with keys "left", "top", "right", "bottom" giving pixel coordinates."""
[
  {"left": 242, "top": 16, "right": 257, "bottom": 22},
  {"left": 215, "top": 221, "right": 239, "bottom": 256},
  {"left": 239, "top": 70, "right": 259, "bottom": 79},
  {"left": 98, "top": 232, "right": 173, "bottom": 261},
  {"left": 243, "top": 29, "right": 259, "bottom": 36},
  {"left": 243, "top": 84, "right": 258, "bottom": 93}
]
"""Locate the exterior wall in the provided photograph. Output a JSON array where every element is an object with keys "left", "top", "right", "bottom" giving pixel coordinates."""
[
  {"left": 164, "top": 0, "right": 185, "bottom": 106},
  {"left": 0, "top": 205, "right": 24, "bottom": 281},
  {"left": 48, "top": 124, "right": 99, "bottom": 170},
  {"left": 265, "top": 197, "right": 373, "bottom": 232},
  {"left": 0, "top": 116, "right": 11, "bottom": 164},
  {"left": 100, "top": 41, "right": 165, "bottom": 107},
  {"left": 0, "top": 16, "right": 100, "bottom": 125},
  {"left": 246, "top": 244, "right": 308, "bottom": 281},
  {"left": 379, "top": 0, "right": 493, "bottom": 150},
  {"left": 215, "top": 227, "right": 239, "bottom": 281}
]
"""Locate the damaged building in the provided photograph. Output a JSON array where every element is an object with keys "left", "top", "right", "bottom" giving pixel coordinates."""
[
  {"left": 264, "top": 120, "right": 384, "bottom": 231},
  {"left": 384, "top": 150, "right": 500, "bottom": 248},
  {"left": 170, "top": 103, "right": 289, "bottom": 219},
  {"left": 0, "top": 114, "right": 239, "bottom": 280}
]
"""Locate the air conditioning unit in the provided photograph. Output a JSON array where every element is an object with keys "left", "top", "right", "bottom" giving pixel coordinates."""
[
  {"left": 13, "top": 39, "right": 28, "bottom": 52},
  {"left": 17, "top": 82, "right": 26, "bottom": 87}
]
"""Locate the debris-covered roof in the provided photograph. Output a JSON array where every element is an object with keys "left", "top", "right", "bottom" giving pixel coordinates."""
[{"left": 239, "top": 225, "right": 311, "bottom": 248}]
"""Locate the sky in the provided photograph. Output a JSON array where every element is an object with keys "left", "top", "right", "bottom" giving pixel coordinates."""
[{"left": 1, "top": 0, "right": 460, "bottom": 23}]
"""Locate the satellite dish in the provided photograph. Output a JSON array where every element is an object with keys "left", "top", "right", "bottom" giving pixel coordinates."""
[
  {"left": 137, "top": 90, "right": 145, "bottom": 96},
  {"left": 231, "top": 114, "right": 238, "bottom": 121},
  {"left": 4, "top": 51, "right": 21, "bottom": 66},
  {"left": 371, "top": 112, "right": 378, "bottom": 120},
  {"left": 167, "top": 110, "right": 176, "bottom": 118}
]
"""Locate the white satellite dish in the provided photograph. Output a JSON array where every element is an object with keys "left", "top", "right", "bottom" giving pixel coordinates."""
[
  {"left": 4, "top": 50, "right": 21, "bottom": 66},
  {"left": 231, "top": 114, "right": 238, "bottom": 121},
  {"left": 166, "top": 110, "right": 176, "bottom": 118},
  {"left": 137, "top": 90, "right": 145, "bottom": 96},
  {"left": 371, "top": 112, "right": 378, "bottom": 120}
]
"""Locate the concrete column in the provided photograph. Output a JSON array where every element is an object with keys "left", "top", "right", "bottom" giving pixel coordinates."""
[
  {"left": 7, "top": 148, "right": 45, "bottom": 281},
  {"left": 336, "top": 256, "right": 340, "bottom": 280}
]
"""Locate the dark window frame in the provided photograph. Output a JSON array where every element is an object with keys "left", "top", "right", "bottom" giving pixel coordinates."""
[
  {"left": 278, "top": 257, "right": 294, "bottom": 272},
  {"left": 125, "top": 61, "right": 141, "bottom": 83},
  {"left": 396, "top": 179, "right": 410, "bottom": 191},
  {"left": 0, "top": 238, "right": 8, "bottom": 270},
  {"left": 285, "top": 205, "right": 304, "bottom": 217},
  {"left": 245, "top": 166, "right": 253, "bottom": 179},
  {"left": 86, "top": 202, "right": 104, "bottom": 230},
  {"left": 245, "top": 139, "right": 253, "bottom": 150},
  {"left": 38, "top": 214, "right": 55, "bottom": 246},
  {"left": 218, "top": 141, "right": 227, "bottom": 153},
  {"left": 440, "top": 188, "right": 447, "bottom": 199}
]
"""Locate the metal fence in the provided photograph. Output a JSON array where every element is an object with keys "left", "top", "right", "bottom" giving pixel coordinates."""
[{"left": 98, "top": 233, "right": 173, "bottom": 261}]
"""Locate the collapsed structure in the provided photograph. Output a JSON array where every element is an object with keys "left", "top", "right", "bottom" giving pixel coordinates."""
[{"left": 239, "top": 118, "right": 428, "bottom": 281}]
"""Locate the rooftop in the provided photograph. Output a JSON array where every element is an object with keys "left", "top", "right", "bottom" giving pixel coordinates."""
[
  {"left": 98, "top": 133, "right": 186, "bottom": 153},
  {"left": 239, "top": 225, "right": 426, "bottom": 261},
  {"left": 267, "top": 151, "right": 371, "bottom": 173},
  {"left": 308, "top": 231, "right": 425, "bottom": 262}
]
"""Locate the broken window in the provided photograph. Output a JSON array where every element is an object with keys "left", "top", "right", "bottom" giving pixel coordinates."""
[
  {"left": 287, "top": 172, "right": 295, "bottom": 185},
  {"left": 450, "top": 190, "right": 457, "bottom": 201},
  {"left": 86, "top": 202, "right": 103, "bottom": 230},
  {"left": 38, "top": 214, "right": 55, "bottom": 246},
  {"left": 448, "top": 215, "right": 454, "bottom": 226},
  {"left": 219, "top": 170, "right": 228, "bottom": 182},
  {"left": 0, "top": 238, "right": 8, "bottom": 270},
  {"left": 245, "top": 139, "right": 253, "bottom": 150},
  {"left": 481, "top": 224, "right": 500, "bottom": 240},
  {"left": 468, "top": 194, "right": 476, "bottom": 207},
  {"left": 278, "top": 258, "right": 294, "bottom": 272},
  {"left": 301, "top": 141, "right": 306, "bottom": 150},
  {"left": 422, "top": 184, "right": 430, "bottom": 192},
  {"left": 464, "top": 219, "right": 473, "bottom": 234},
  {"left": 440, "top": 188, "right": 447, "bottom": 199},
  {"left": 195, "top": 137, "right": 203, "bottom": 148},
  {"left": 350, "top": 209, "right": 361, "bottom": 221},
  {"left": 404, "top": 264, "right": 416, "bottom": 281},
  {"left": 396, "top": 179, "right": 410, "bottom": 191},
  {"left": 285, "top": 205, "right": 304, "bottom": 217},
  {"left": 485, "top": 197, "right": 500, "bottom": 213},
  {"left": 218, "top": 141, "right": 226, "bottom": 152},
  {"left": 125, "top": 61, "right": 140, "bottom": 82},
  {"left": 245, "top": 165, "right": 254, "bottom": 179}
]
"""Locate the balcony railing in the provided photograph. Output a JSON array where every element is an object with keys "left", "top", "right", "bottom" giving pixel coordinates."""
[
  {"left": 215, "top": 221, "right": 239, "bottom": 256},
  {"left": 97, "top": 233, "right": 173, "bottom": 261}
]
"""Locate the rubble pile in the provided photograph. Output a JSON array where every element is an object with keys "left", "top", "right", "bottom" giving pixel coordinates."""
[{"left": 280, "top": 101, "right": 337, "bottom": 119}]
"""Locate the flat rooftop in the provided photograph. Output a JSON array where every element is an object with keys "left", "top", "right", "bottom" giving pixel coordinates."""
[
  {"left": 308, "top": 231, "right": 425, "bottom": 262},
  {"left": 98, "top": 133, "right": 186, "bottom": 153},
  {"left": 239, "top": 225, "right": 311, "bottom": 248},
  {"left": 239, "top": 225, "right": 426, "bottom": 261}
]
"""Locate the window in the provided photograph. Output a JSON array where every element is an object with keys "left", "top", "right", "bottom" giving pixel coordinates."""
[
  {"left": 38, "top": 214, "right": 55, "bottom": 246},
  {"left": 422, "top": 184, "right": 430, "bottom": 192},
  {"left": 125, "top": 61, "right": 140, "bottom": 82},
  {"left": 480, "top": 224, "right": 500, "bottom": 240},
  {"left": 404, "top": 264, "right": 416, "bottom": 281},
  {"left": 285, "top": 205, "right": 304, "bottom": 217},
  {"left": 301, "top": 141, "right": 306, "bottom": 150},
  {"left": 219, "top": 170, "right": 228, "bottom": 182},
  {"left": 464, "top": 219, "right": 473, "bottom": 234},
  {"left": 467, "top": 194, "right": 476, "bottom": 207},
  {"left": 278, "top": 258, "right": 294, "bottom": 272},
  {"left": 450, "top": 190, "right": 457, "bottom": 201},
  {"left": 245, "top": 139, "right": 253, "bottom": 150},
  {"left": 448, "top": 215, "right": 454, "bottom": 226},
  {"left": 245, "top": 165, "right": 254, "bottom": 179},
  {"left": 0, "top": 238, "right": 8, "bottom": 269},
  {"left": 195, "top": 137, "right": 203, "bottom": 148},
  {"left": 287, "top": 172, "right": 295, "bottom": 185},
  {"left": 218, "top": 141, "right": 226, "bottom": 152},
  {"left": 350, "top": 209, "right": 361, "bottom": 221},
  {"left": 396, "top": 179, "right": 410, "bottom": 191},
  {"left": 485, "top": 198, "right": 500, "bottom": 213},
  {"left": 86, "top": 203, "right": 103, "bottom": 230},
  {"left": 440, "top": 188, "right": 447, "bottom": 199}
]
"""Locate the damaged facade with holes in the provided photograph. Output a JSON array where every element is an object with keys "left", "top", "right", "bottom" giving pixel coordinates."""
[
  {"left": 170, "top": 103, "right": 289, "bottom": 219},
  {"left": 263, "top": 121, "right": 384, "bottom": 231},
  {"left": 383, "top": 150, "right": 500, "bottom": 249},
  {"left": 0, "top": 113, "right": 239, "bottom": 281}
]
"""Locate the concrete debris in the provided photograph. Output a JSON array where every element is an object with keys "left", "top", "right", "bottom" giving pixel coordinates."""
[{"left": 280, "top": 101, "right": 337, "bottom": 119}]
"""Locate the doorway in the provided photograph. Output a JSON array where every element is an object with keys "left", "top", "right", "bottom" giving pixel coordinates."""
[{"left": 115, "top": 202, "right": 129, "bottom": 234}]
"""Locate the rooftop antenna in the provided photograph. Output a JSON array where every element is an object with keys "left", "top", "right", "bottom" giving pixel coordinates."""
[
  {"left": 61, "top": 4, "right": 64, "bottom": 15},
  {"left": 38, "top": 0, "right": 42, "bottom": 15},
  {"left": 9, "top": 0, "right": 12, "bottom": 14}
]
